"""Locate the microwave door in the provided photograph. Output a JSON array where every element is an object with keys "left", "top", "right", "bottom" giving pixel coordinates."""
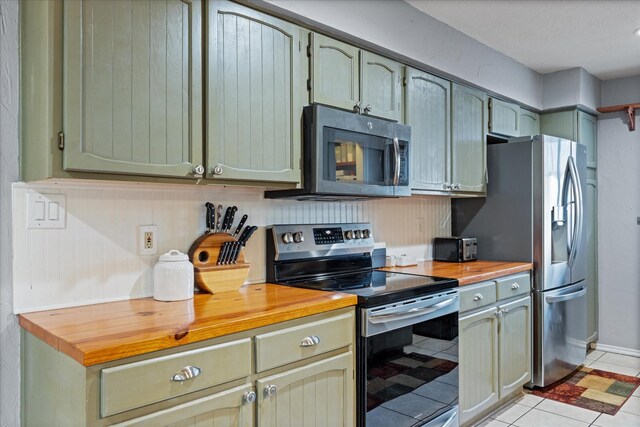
[{"left": 319, "top": 127, "right": 395, "bottom": 197}]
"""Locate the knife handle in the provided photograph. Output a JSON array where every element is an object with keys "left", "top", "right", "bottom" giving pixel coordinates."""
[
  {"left": 216, "top": 242, "right": 228, "bottom": 265},
  {"left": 205, "top": 202, "right": 213, "bottom": 231},
  {"left": 226, "top": 206, "right": 238, "bottom": 233},
  {"left": 216, "top": 205, "right": 223, "bottom": 232},
  {"left": 240, "top": 226, "right": 258, "bottom": 246},
  {"left": 221, "top": 206, "right": 232, "bottom": 233},
  {"left": 233, "top": 215, "right": 248, "bottom": 238}
]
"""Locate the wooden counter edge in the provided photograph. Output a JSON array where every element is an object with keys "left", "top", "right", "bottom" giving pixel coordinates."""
[
  {"left": 18, "top": 290, "right": 358, "bottom": 367},
  {"left": 454, "top": 263, "right": 533, "bottom": 285}
]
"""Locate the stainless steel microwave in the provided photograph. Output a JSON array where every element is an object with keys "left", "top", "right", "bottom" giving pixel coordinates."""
[{"left": 266, "top": 104, "right": 411, "bottom": 200}]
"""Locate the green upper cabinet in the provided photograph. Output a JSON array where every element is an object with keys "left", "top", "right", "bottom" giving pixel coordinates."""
[
  {"left": 405, "top": 68, "right": 451, "bottom": 192},
  {"left": 451, "top": 84, "right": 488, "bottom": 193},
  {"left": 360, "top": 51, "right": 403, "bottom": 121},
  {"left": 309, "top": 34, "right": 403, "bottom": 122},
  {"left": 488, "top": 98, "right": 519, "bottom": 137},
  {"left": 309, "top": 33, "right": 360, "bottom": 112},
  {"left": 518, "top": 108, "right": 540, "bottom": 136},
  {"left": 578, "top": 111, "right": 598, "bottom": 168},
  {"left": 63, "top": 0, "right": 203, "bottom": 178},
  {"left": 207, "top": 1, "right": 303, "bottom": 183},
  {"left": 541, "top": 109, "right": 597, "bottom": 168}
]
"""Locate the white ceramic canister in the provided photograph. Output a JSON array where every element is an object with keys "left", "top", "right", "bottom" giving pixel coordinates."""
[{"left": 153, "top": 250, "right": 194, "bottom": 301}]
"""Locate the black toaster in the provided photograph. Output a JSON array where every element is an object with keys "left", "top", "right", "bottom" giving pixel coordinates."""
[{"left": 433, "top": 237, "right": 478, "bottom": 262}]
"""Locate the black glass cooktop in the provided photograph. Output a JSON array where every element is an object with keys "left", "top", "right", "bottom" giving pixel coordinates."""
[{"left": 278, "top": 270, "right": 458, "bottom": 307}]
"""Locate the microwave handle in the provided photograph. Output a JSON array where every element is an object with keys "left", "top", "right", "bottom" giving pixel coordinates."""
[{"left": 392, "top": 137, "right": 400, "bottom": 186}]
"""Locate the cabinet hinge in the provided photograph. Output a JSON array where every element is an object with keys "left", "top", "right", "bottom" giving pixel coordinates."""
[
  {"left": 307, "top": 78, "right": 312, "bottom": 92},
  {"left": 487, "top": 98, "right": 492, "bottom": 131},
  {"left": 306, "top": 44, "right": 311, "bottom": 58},
  {"left": 58, "top": 131, "right": 65, "bottom": 150},
  {"left": 298, "top": 40, "right": 301, "bottom": 52},
  {"left": 402, "top": 77, "right": 407, "bottom": 87}
]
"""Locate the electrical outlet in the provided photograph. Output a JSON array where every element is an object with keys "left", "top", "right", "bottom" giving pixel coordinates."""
[{"left": 139, "top": 225, "right": 158, "bottom": 255}]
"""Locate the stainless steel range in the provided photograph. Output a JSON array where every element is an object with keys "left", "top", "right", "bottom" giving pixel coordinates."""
[{"left": 266, "top": 223, "right": 461, "bottom": 427}]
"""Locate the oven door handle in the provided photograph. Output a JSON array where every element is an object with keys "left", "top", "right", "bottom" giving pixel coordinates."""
[{"left": 368, "top": 298, "right": 457, "bottom": 324}]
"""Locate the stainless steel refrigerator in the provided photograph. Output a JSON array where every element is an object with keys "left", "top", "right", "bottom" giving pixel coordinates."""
[{"left": 453, "top": 134, "right": 587, "bottom": 387}]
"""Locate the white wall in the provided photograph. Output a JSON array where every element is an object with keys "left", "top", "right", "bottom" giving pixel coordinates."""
[
  {"left": 597, "top": 75, "right": 640, "bottom": 353},
  {"left": 12, "top": 181, "right": 450, "bottom": 313},
  {"left": 260, "top": 0, "right": 543, "bottom": 109},
  {"left": 0, "top": 0, "right": 21, "bottom": 424},
  {"left": 541, "top": 67, "right": 602, "bottom": 111}
]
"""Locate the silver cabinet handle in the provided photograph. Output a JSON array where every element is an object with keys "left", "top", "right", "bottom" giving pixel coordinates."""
[
  {"left": 353, "top": 101, "right": 362, "bottom": 113},
  {"left": 170, "top": 366, "right": 202, "bottom": 382},
  {"left": 453, "top": 183, "right": 461, "bottom": 190},
  {"left": 300, "top": 335, "right": 320, "bottom": 347},
  {"left": 364, "top": 104, "right": 372, "bottom": 113},
  {"left": 192, "top": 165, "right": 205, "bottom": 176},
  {"left": 511, "top": 283, "right": 520, "bottom": 290},
  {"left": 495, "top": 310, "right": 503, "bottom": 318},
  {"left": 264, "top": 384, "right": 277, "bottom": 397},
  {"left": 443, "top": 183, "right": 451, "bottom": 190},
  {"left": 212, "top": 165, "right": 223, "bottom": 175},
  {"left": 243, "top": 391, "right": 256, "bottom": 404},
  {"left": 473, "top": 294, "right": 483, "bottom": 301}
]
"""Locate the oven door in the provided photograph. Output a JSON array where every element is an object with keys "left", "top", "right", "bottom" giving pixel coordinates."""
[{"left": 358, "top": 291, "right": 460, "bottom": 427}]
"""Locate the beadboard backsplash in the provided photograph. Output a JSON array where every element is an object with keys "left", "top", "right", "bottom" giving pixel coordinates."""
[{"left": 12, "top": 180, "right": 451, "bottom": 313}]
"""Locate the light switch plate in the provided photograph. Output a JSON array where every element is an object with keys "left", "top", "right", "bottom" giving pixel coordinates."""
[{"left": 27, "top": 193, "right": 66, "bottom": 229}]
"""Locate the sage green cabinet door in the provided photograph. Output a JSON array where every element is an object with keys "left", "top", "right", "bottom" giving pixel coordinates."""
[
  {"left": 257, "top": 352, "right": 354, "bottom": 427},
  {"left": 540, "top": 110, "right": 577, "bottom": 141},
  {"left": 578, "top": 111, "right": 598, "bottom": 168},
  {"left": 405, "top": 68, "right": 450, "bottom": 192},
  {"left": 310, "top": 33, "right": 360, "bottom": 112},
  {"left": 112, "top": 384, "right": 254, "bottom": 427},
  {"left": 451, "top": 84, "right": 488, "bottom": 193},
  {"left": 459, "top": 306, "right": 499, "bottom": 424},
  {"left": 360, "top": 51, "right": 403, "bottom": 122},
  {"left": 489, "top": 98, "right": 519, "bottom": 137},
  {"left": 519, "top": 109, "right": 540, "bottom": 136},
  {"left": 208, "top": 1, "right": 302, "bottom": 183},
  {"left": 63, "top": 0, "right": 204, "bottom": 178},
  {"left": 586, "top": 174, "right": 598, "bottom": 343},
  {"left": 498, "top": 296, "right": 532, "bottom": 398}
]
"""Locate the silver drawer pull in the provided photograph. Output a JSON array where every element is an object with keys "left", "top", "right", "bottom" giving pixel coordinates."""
[
  {"left": 511, "top": 283, "right": 520, "bottom": 290},
  {"left": 300, "top": 335, "right": 320, "bottom": 347},
  {"left": 473, "top": 294, "right": 483, "bottom": 302},
  {"left": 170, "top": 366, "right": 202, "bottom": 382}
]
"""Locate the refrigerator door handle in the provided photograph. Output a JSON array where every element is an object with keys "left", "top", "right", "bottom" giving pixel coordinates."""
[
  {"left": 567, "top": 156, "right": 584, "bottom": 267},
  {"left": 545, "top": 286, "right": 587, "bottom": 303}
]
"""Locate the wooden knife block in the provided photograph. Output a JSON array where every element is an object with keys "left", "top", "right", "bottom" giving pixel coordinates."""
[{"left": 188, "top": 233, "right": 250, "bottom": 294}]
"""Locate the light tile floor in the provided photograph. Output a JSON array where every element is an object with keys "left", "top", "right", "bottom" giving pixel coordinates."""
[{"left": 474, "top": 350, "right": 640, "bottom": 427}]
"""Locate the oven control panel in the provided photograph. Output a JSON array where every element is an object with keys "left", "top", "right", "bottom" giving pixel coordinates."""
[{"left": 269, "top": 223, "right": 375, "bottom": 261}]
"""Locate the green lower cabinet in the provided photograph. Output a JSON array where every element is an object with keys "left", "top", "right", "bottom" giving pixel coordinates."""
[
  {"left": 519, "top": 109, "right": 540, "bottom": 136},
  {"left": 459, "top": 274, "right": 532, "bottom": 426},
  {"left": 206, "top": 1, "right": 303, "bottom": 184},
  {"left": 22, "top": 308, "right": 355, "bottom": 427},
  {"left": 451, "top": 84, "right": 488, "bottom": 193},
  {"left": 586, "top": 171, "right": 598, "bottom": 343},
  {"left": 498, "top": 296, "right": 532, "bottom": 398},
  {"left": 112, "top": 384, "right": 254, "bottom": 427},
  {"left": 459, "top": 306, "right": 500, "bottom": 424},
  {"left": 257, "top": 352, "right": 354, "bottom": 427}
]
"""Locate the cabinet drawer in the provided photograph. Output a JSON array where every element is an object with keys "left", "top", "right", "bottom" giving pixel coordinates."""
[
  {"left": 255, "top": 311, "right": 353, "bottom": 373},
  {"left": 459, "top": 281, "right": 496, "bottom": 313},
  {"left": 101, "top": 338, "right": 251, "bottom": 417},
  {"left": 496, "top": 273, "right": 530, "bottom": 300}
]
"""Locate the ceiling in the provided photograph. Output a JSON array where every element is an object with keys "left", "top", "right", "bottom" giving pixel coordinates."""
[{"left": 405, "top": 0, "right": 640, "bottom": 81}]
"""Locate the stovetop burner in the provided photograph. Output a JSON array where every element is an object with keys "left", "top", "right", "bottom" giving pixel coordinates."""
[{"left": 267, "top": 223, "right": 458, "bottom": 307}]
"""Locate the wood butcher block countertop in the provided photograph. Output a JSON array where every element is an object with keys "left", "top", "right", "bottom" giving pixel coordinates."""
[
  {"left": 381, "top": 260, "right": 533, "bottom": 286},
  {"left": 18, "top": 284, "right": 357, "bottom": 367}
]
